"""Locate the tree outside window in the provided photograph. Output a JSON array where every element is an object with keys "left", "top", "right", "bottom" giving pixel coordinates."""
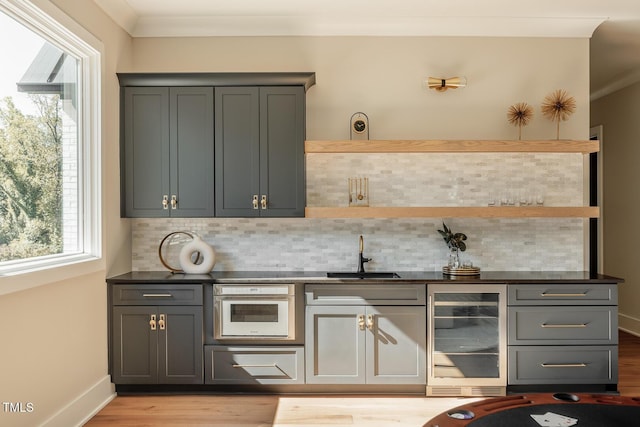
[{"left": 0, "top": 6, "right": 82, "bottom": 265}]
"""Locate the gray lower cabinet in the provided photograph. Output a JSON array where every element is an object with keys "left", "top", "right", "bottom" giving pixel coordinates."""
[
  {"left": 507, "top": 284, "right": 618, "bottom": 388},
  {"left": 110, "top": 284, "right": 204, "bottom": 384},
  {"left": 205, "top": 346, "right": 304, "bottom": 384},
  {"left": 122, "top": 86, "right": 214, "bottom": 217},
  {"left": 215, "top": 86, "right": 305, "bottom": 217},
  {"left": 305, "top": 304, "right": 426, "bottom": 385}
]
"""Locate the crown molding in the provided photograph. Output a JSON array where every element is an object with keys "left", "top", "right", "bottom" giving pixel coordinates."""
[
  {"left": 591, "top": 69, "right": 640, "bottom": 101},
  {"left": 93, "top": 0, "right": 138, "bottom": 35},
  {"left": 130, "top": 16, "right": 605, "bottom": 38}
]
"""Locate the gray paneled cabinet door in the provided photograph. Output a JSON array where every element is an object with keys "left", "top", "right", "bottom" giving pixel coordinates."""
[
  {"left": 215, "top": 86, "right": 305, "bottom": 217},
  {"left": 305, "top": 305, "right": 426, "bottom": 384},
  {"left": 123, "top": 86, "right": 214, "bottom": 217},
  {"left": 112, "top": 306, "right": 203, "bottom": 384}
]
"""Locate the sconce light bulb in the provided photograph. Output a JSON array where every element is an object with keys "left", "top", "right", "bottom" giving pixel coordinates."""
[{"left": 427, "top": 76, "right": 467, "bottom": 91}]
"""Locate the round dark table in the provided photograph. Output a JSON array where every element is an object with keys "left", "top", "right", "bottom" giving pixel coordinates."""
[{"left": 424, "top": 393, "right": 640, "bottom": 427}]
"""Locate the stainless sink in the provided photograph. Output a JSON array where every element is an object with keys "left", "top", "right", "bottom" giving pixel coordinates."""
[{"left": 326, "top": 272, "right": 401, "bottom": 279}]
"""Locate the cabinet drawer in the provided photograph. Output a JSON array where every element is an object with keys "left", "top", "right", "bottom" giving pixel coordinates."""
[
  {"left": 508, "top": 284, "right": 617, "bottom": 306},
  {"left": 205, "top": 346, "right": 304, "bottom": 384},
  {"left": 112, "top": 284, "right": 203, "bottom": 305},
  {"left": 305, "top": 284, "right": 426, "bottom": 305},
  {"left": 508, "top": 306, "right": 618, "bottom": 345},
  {"left": 508, "top": 346, "right": 618, "bottom": 384}
]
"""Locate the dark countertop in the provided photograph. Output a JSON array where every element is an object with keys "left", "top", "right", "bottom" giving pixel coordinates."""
[{"left": 106, "top": 270, "right": 624, "bottom": 284}]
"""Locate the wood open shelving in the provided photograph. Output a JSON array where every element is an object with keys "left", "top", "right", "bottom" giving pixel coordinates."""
[
  {"left": 305, "top": 206, "right": 600, "bottom": 219},
  {"left": 304, "top": 139, "right": 599, "bottom": 219},
  {"left": 305, "top": 139, "right": 599, "bottom": 154}
]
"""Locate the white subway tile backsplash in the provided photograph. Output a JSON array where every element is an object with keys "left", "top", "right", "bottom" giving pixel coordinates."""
[{"left": 132, "top": 152, "right": 586, "bottom": 272}]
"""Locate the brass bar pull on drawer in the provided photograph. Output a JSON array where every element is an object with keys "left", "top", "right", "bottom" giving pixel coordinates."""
[
  {"left": 541, "top": 363, "right": 587, "bottom": 368},
  {"left": 541, "top": 323, "right": 588, "bottom": 328},
  {"left": 232, "top": 363, "right": 287, "bottom": 375},
  {"left": 142, "top": 293, "right": 173, "bottom": 298},
  {"left": 232, "top": 364, "right": 277, "bottom": 368},
  {"left": 540, "top": 292, "right": 587, "bottom": 297}
]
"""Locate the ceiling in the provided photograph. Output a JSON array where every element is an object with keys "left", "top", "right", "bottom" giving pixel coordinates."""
[{"left": 94, "top": 0, "right": 640, "bottom": 99}]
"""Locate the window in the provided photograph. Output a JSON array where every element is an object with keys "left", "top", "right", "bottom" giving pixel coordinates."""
[{"left": 0, "top": 0, "right": 100, "bottom": 275}]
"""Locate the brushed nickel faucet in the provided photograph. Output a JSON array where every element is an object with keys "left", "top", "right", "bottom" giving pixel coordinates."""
[{"left": 358, "top": 235, "right": 371, "bottom": 273}]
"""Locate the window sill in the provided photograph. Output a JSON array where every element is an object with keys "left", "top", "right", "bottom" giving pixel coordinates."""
[{"left": 0, "top": 255, "right": 105, "bottom": 297}]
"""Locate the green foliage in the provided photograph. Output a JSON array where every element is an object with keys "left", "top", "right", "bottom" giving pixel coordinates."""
[
  {"left": 0, "top": 95, "right": 63, "bottom": 261},
  {"left": 437, "top": 221, "right": 467, "bottom": 251}
]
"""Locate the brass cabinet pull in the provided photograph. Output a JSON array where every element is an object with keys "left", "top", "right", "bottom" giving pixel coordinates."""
[
  {"left": 366, "top": 314, "right": 374, "bottom": 330},
  {"left": 158, "top": 314, "right": 165, "bottom": 330},
  {"left": 358, "top": 314, "right": 365, "bottom": 330},
  {"left": 232, "top": 363, "right": 277, "bottom": 368},
  {"left": 162, "top": 195, "right": 169, "bottom": 209},
  {"left": 149, "top": 314, "right": 156, "bottom": 330},
  {"left": 541, "top": 323, "right": 588, "bottom": 328},
  {"left": 252, "top": 195, "right": 259, "bottom": 209},
  {"left": 261, "top": 195, "right": 267, "bottom": 209},
  {"left": 142, "top": 293, "right": 173, "bottom": 298},
  {"left": 171, "top": 195, "right": 177, "bottom": 209},
  {"left": 540, "top": 292, "right": 587, "bottom": 297},
  {"left": 541, "top": 363, "right": 587, "bottom": 368}
]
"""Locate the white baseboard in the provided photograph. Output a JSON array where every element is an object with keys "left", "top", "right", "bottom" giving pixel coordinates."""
[
  {"left": 619, "top": 313, "right": 640, "bottom": 337},
  {"left": 40, "top": 375, "right": 115, "bottom": 427}
]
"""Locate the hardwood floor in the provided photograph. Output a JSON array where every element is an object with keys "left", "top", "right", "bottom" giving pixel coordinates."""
[{"left": 86, "top": 331, "right": 640, "bottom": 426}]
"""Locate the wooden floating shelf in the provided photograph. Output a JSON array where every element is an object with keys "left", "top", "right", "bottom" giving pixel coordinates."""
[
  {"left": 304, "top": 206, "right": 600, "bottom": 219},
  {"left": 305, "top": 139, "right": 599, "bottom": 154}
]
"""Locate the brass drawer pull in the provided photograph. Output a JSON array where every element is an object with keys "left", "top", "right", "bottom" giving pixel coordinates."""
[
  {"left": 232, "top": 363, "right": 286, "bottom": 375},
  {"left": 142, "top": 293, "right": 173, "bottom": 298},
  {"left": 540, "top": 292, "right": 587, "bottom": 297},
  {"left": 541, "top": 323, "right": 588, "bottom": 328},
  {"left": 232, "top": 364, "right": 276, "bottom": 368},
  {"left": 541, "top": 363, "right": 587, "bottom": 368}
]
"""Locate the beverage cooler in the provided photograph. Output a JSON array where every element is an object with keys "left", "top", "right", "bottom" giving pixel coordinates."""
[{"left": 427, "top": 284, "right": 507, "bottom": 396}]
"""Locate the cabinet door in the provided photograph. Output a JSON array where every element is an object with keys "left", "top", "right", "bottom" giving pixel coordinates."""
[
  {"left": 158, "top": 306, "right": 204, "bottom": 384},
  {"left": 214, "top": 87, "right": 260, "bottom": 217},
  {"left": 122, "top": 87, "right": 170, "bottom": 217},
  {"left": 305, "top": 305, "right": 366, "bottom": 384},
  {"left": 169, "top": 87, "right": 215, "bottom": 217},
  {"left": 366, "top": 306, "right": 426, "bottom": 384},
  {"left": 112, "top": 306, "right": 158, "bottom": 384},
  {"left": 259, "top": 86, "right": 305, "bottom": 217}
]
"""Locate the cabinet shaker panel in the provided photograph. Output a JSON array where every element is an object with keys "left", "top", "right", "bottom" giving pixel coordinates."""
[
  {"left": 123, "top": 87, "right": 169, "bottom": 217},
  {"left": 215, "top": 86, "right": 305, "bottom": 217}
]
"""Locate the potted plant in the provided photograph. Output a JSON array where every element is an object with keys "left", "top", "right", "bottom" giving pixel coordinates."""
[{"left": 437, "top": 221, "right": 467, "bottom": 269}]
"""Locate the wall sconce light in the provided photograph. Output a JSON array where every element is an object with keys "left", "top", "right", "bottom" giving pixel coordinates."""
[{"left": 427, "top": 76, "right": 467, "bottom": 92}]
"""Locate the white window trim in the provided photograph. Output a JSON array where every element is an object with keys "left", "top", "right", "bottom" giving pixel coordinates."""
[{"left": 0, "top": 0, "right": 103, "bottom": 295}]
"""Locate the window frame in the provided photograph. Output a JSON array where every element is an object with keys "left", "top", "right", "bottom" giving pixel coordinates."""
[{"left": 0, "top": 0, "right": 102, "bottom": 291}]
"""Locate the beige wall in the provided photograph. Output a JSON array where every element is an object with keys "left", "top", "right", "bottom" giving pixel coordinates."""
[
  {"left": 0, "top": 0, "right": 132, "bottom": 426},
  {"left": 131, "top": 36, "right": 590, "bottom": 140},
  {"left": 591, "top": 82, "right": 640, "bottom": 335}
]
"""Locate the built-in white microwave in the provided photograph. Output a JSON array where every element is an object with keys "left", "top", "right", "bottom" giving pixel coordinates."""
[{"left": 213, "top": 284, "right": 295, "bottom": 340}]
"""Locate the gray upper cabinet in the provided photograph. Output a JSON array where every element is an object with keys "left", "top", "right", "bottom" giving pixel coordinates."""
[
  {"left": 215, "top": 86, "right": 305, "bottom": 217},
  {"left": 119, "top": 72, "right": 314, "bottom": 218},
  {"left": 122, "top": 86, "right": 215, "bottom": 217}
]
